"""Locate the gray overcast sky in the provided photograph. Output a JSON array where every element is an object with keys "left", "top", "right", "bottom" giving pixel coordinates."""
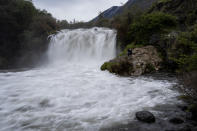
[{"left": 33, "top": 0, "right": 128, "bottom": 22}]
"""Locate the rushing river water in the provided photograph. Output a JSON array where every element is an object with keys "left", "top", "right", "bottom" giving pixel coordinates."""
[{"left": 0, "top": 28, "right": 180, "bottom": 131}]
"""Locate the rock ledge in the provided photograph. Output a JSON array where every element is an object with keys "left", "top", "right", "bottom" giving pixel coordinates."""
[{"left": 101, "top": 46, "right": 162, "bottom": 76}]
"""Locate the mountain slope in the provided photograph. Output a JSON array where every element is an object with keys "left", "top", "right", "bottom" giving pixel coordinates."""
[{"left": 91, "top": 0, "right": 158, "bottom": 22}]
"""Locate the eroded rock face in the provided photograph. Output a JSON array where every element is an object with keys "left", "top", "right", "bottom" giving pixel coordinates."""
[{"left": 101, "top": 46, "right": 162, "bottom": 76}]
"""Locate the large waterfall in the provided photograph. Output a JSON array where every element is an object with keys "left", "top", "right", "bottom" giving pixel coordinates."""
[
  {"left": 0, "top": 28, "right": 180, "bottom": 131},
  {"left": 48, "top": 28, "right": 116, "bottom": 64}
]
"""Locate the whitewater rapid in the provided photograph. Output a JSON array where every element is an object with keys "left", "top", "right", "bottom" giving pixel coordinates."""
[{"left": 0, "top": 28, "right": 180, "bottom": 131}]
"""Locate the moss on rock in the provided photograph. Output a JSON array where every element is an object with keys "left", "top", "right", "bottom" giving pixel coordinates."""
[
  {"left": 101, "top": 57, "right": 133, "bottom": 75},
  {"left": 101, "top": 46, "right": 162, "bottom": 76}
]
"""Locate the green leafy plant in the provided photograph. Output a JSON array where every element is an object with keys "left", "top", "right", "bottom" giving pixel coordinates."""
[
  {"left": 128, "top": 12, "right": 177, "bottom": 45},
  {"left": 169, "top": 26, "right": 197, "bottom": 72}
]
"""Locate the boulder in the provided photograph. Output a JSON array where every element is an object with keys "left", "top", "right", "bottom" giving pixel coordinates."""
[
  {"left": 136, "top": 111, "right": 156, "bottom": 123},
  {"left": 101, "top": 46, "right": 162, "bottom": 76},
  {"left": 169, "top": 117, "right": 184, "bottom": 124}
]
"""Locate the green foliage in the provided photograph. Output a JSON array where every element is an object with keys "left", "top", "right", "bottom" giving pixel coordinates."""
[
  {"left": 187, "top": 11, "right": 197, "bottom": 25},
  {"left": 58, "top": 20, "right": 69, "bottom": 29},
  {"left": 94, "top": 18, "right": 111, "bottom": 27},
  {"left": 0, "top": 0, "right": 58, "bottom": 68},
  {"left": 119, "top": 43, "right": 143, "bottom": 56},
  {"left": 101, "top": 59, "right": 133, "bottom": 75},
  {"left": 101, "top": 62, "right": 108, "bottom": 71},
  {"left": 101, "top": 62, "right": 119, "bottom": 73},
  {"left": 158, "top": 0, "right": 172, "bottom": 3},
  {"left": 191, "top": 24, "right": 197, "bottom": 42},
  {"left": 187, "top": 54, "right": 197, "bottom": 71},
  {"left": 169, "top": 25, "right": 197, "bottom": 72},
  {"left": 128, "top": 12, "right": 177, "bottom": 45}
]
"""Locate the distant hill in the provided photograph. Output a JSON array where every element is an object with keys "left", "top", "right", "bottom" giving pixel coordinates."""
[{"left": 91, "top": 0, "right": 158, "bottom": 22}]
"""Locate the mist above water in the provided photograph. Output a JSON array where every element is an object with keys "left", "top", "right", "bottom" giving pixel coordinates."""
[{"left": 0, "top": 28, "right": 180, "bottom": 131}]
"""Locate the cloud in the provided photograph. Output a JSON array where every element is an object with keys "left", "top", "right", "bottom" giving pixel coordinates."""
[{"left": 33, "top": 0, "right": 128, "bottom": 22}]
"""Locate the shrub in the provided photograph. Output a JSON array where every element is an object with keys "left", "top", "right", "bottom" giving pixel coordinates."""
[
  {"left": 158, "top": 0, "right": 172, "bottom": 3},
  {"left": 169, "top": 25, "right": 197, "bottom": 72},
  {"left": 128, "top": 12, "right": 177, "bottom": 45}
]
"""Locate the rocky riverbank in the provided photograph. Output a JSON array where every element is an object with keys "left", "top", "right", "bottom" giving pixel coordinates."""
[
  {"left": 101, "top": 46, "right": 162, "bottom": 76},
  {"left": 101, "top": 103, "right": 197, "bottom": 131},
  {"left": 100, "top": 44, "right": 197, "bottom": 130}
]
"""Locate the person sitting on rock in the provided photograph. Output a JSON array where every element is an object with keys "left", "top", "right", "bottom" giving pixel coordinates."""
[{"left": 128, "top": 48, "right": 132, "bottom": 56}]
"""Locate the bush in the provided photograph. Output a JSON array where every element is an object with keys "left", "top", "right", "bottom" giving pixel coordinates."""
[
  {"left": 128, "top": 12, "right": 177, "bottom": 45},
  {"left": 158, "top": 0, "right": 172, "bottom": 3},
  {"left": 169, "top": 25, "right": 197, "bottom": 72}
]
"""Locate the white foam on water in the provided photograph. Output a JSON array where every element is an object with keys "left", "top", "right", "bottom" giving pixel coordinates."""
[{"left": 0, "top": 28, "right": 180, "bottom": 131}]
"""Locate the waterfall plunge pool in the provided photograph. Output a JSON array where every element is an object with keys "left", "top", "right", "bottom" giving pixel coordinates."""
[{"left": 0, "top": 28, "right": 181, "bottom": 131}]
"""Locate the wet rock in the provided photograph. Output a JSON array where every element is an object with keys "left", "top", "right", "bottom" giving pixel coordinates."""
[
  {"left": 136, "top": 111, "right": 156, "bottom": 123},
  {"left": 193, "top": 127, "right": 197, "bottom": 131},
  {"left": 178, "top": 125, "right": 191, "bottom": 131},
  {"left": 185, "top": 112, "right": 193, "bottom": 120},
  {"left": 101, "top": 46, "right": 162, "bottom": 76},
  {"left": 165, "top": 125, "right": 191, "bottom": 131},
  {"left": 169, "top": 117, "right": 184, "bottom": 124},
  {"left": 180, "top": 71, "right": 197, "bottom": 104},
  {"left": 190, "top": 121, "right": 197, "bottom": 126},
  {"left": 177, "top": 105, "right": 188, "bottom": 111}
]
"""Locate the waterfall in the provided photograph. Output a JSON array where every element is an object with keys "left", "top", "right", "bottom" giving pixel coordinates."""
[
  {"left": 0, "top": 27, "right": 181, "bottom": 131},
  {"left": 47, "top": 27, "right": 117, "bottom": 64}
]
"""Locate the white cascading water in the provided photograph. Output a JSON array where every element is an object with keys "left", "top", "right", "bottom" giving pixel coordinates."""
[
  {"left": 47, "top": 28, "right": 116, "bottom": 65},
  {"left": 0, "top": 28, "right": 180, "bottom": 131}
]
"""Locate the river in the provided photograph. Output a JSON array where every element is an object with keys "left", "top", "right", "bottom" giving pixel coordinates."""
[{"left": 0, "top": 28, "right": 181, "bottom": 131}]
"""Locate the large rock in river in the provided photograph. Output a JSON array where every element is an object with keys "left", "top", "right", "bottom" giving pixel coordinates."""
[
  {"left": 101, "top": 46, "right": 162, "bottom": 76},
  {"left": 136, "top": 111, "right": 156, "bottom": 123}
]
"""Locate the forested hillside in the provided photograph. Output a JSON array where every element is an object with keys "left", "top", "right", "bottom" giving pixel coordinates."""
[{"left": 0, "top": 0, "right": 58, "bottom": 68}]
